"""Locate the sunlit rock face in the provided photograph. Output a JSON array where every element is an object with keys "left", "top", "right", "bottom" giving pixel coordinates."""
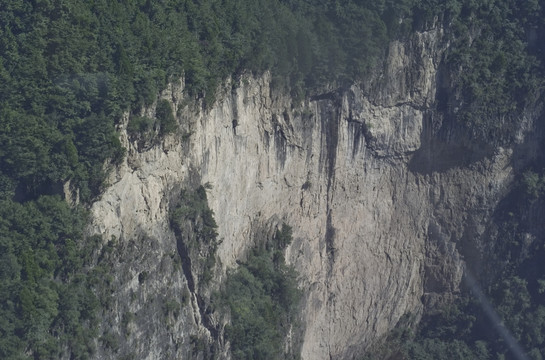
[{"left": 89, "top": 26, "right": 520, "bottom": 360}]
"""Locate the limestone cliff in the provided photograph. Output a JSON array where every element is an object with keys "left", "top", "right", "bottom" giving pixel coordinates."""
[{"left": 88, "top": 26, "right": 533, "bottom": 359}]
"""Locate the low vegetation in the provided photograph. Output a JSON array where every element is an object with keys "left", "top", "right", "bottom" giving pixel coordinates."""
[{"left": 218, "top": 224, "right": 301, "bottom": 360}]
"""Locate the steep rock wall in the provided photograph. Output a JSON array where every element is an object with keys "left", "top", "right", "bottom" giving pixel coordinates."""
[{"left": 89, "top": 27, "right": 518, "bottom": 359}]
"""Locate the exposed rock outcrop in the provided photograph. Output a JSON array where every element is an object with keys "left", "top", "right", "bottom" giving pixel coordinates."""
[{"left": 89, "top": 26, "right": 530, "bottom": 359}]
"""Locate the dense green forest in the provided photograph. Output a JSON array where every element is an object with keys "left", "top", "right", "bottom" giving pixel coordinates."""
[{"left": 1, "top": 0, "right": 545, "bottom": 358}]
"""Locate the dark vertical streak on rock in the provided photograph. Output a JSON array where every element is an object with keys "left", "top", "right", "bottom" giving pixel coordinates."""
[
  {"left": 316, "top": 90, "right": 342, "bottom": 276},
  {"left": 173, "top": 225, "right": 195, "bottom": 295},
  {"left": 325, "top": 212, "right": 336, "bottom": 269},
  {"left": 273, "top": 113, "right": 288, "bottom": 168}
]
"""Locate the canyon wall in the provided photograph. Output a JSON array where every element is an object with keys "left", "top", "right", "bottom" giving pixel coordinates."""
[{"left": 89, "top": 26, "right": 524, "bottom": 359}]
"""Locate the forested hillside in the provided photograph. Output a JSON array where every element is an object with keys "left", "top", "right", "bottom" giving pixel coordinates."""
[{"left": 1, "top": 0, "right": 545, "bottom": 359}]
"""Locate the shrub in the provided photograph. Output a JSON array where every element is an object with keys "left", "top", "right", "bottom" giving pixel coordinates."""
[
  {"left": 156, "top": 99, "right": 176, "bottom": 135},
  {"left": 127, "top": 116, "right": 154, "bottom": 135}
]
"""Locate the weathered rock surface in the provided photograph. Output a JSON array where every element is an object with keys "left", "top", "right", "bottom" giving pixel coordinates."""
[{"left": 89, "top": 26, "right": 523, "bottom": 359}]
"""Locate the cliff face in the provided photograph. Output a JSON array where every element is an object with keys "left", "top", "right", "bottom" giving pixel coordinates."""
[{"left": 89, "top": 26, "right": 527, "bottom": 359}]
